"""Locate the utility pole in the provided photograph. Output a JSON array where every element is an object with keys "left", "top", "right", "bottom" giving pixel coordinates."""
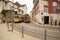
[
  {"left": 11, "top": 0, "right": 14, "bottom": 32},
  {"left": 8, "top": 0, "right": 14, "bottom": 32}
]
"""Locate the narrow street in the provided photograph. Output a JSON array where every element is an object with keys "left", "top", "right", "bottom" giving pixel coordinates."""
[
  {"left": 12, "top": 22, "right": 60, "bottom": 40},
  {"left": 0, "top": 0, "right": 60, "bottom": 40}
]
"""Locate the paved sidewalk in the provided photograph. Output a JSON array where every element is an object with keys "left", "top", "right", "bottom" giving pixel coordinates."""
[
  {"left": 0, "top": 23, "right": 41, "bottom": 40},
  {"left": 32, "top": 21, "right": 60, "bottom": 29}
]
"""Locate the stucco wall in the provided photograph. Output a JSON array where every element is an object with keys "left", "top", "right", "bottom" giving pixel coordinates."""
[
  {"left": 19, "top": 6, "right": 27, "bottom": 14},
  {"left": 5, "top": 2, "right": 13, "bottom": 10},
  {"left": 0, "top": 1, "right": 5, "bottom": 12}
]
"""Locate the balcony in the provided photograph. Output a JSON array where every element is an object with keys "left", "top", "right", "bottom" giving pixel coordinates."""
[
  {"left": 43, "top": 0, "right": 48, "bottom": 1},
  {"left": 0, "top": 0, "right": 9, "bottom": 3},
  {"left": 43, "top": 1, "right": 48, "bottom": 5},
  {"left": 43, "top": 0, "right": 57, "bottom": 2},
  {"left": 52, "top": 0, "right": 57, "bottom": 2}
]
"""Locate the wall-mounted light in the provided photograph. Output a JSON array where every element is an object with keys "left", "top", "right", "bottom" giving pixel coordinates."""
[{"left": 41, "top": 13, "right": 43, "bottom": 15}]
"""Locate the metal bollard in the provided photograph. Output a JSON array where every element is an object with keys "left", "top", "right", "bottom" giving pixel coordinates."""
[
  {"left": 12, "top": 23, "right": 13, "bottom": 32},
  {"left": 7, "top": 23, "right": 13, "bottom": 32},
  {"left": 44, "top": 29, "right": 47, "bottom": 40},
  {"left": 7, "top": 23, "right": 9, "bottom": 29},
  {"left": 22, "top": 26, "right": 24, "bottom": 38}
]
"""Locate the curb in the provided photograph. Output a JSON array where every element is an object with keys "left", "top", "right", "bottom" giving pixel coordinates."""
[{"left": 31, "top": 21, "right": 60, "bottom": 29}]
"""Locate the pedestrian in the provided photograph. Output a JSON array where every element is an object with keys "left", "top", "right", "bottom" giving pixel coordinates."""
[
  {"left": 50, "top": 16, "right": 53, "bottom": 26},
  {"left": 51, "top": 21, "right": 52, "bottom": 26},
  {"left": 55, "top": 20, "right": 57, "bottom": 26}
]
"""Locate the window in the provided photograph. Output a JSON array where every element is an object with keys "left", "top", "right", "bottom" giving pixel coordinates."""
[
  {"left": 37, "top": 0, "right": 39, "bottom": 3},
  {"left": 44, "top": 5, "right": 48, "bottom": 12},
  {"left": 57, "top": 2, "right": 60, "bottom": 8},
  {"left": 22, "top": 11, "right": 23, "bottom": 13},
  {"left": 53, "top": 6, "right": 57, "bottom": 13},
  {"left": 44, "top": 7, "right": 48, "bottom": 12},
  {"left": 15, "top": 11, "right": 17, "bottom": 14},
  {"left": 42, "top": 16, "right": 44, "bottom": 22}
]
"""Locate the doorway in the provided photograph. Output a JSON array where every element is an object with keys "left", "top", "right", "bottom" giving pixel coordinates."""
[{"left": 44, "top": 16, "right": 49, "bottom": 24}]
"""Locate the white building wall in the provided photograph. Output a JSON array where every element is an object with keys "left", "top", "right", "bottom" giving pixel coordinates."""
[
  {"left": 53, "top": 2, "right": 57, "bottom": 6},
  {"left": 35, "top": 0, "right": 43, "bottom": 24},
  {"left": 14, "top": 5, "right": 18, "bottom": 11},
  {"left": 14, "top": 5, "right": 17, "bottom": 8},
  {"left": 14, "top": 8, "right": 18, "bottom": 11},
  {"left": 35, "top": 0, "right": 58, "bottom": 24},
  {"left": 39, "top": 0, "right": 44, "bottom": 13},
  {"left": 0, "top": 1, "right": 14, "bottom": 12},
  {"left": 36, "top": 12, "right": 50, "bottom": 24},
  {"left": 19, "top": 6, "right": 27, "bottom": 14},
  {"left": 43, "top": 1, "right": 48, "bottom": 5},
  {"left": 57, "top": 14, "right": 60, "bottom": 23},
  {"left": 14, "top": 5, "right": 23, "bottom": 14},
  {"left": 19, "top": 11, "right": 22, "bottom": 14},
  {"left": 35, "top": 12, "right": 42, "bottom": 24},
  {"left": 0, "top": 1, "right": 3, "bottom": 12},
  {"left": 35, "top": 0, "right": 49, "bottom": 24},
  {"left": 0, "top": 1, "right": 5, "bottom": 12},
  {"left": 5, "top": 2, "right": 13, "bottom": 10}
]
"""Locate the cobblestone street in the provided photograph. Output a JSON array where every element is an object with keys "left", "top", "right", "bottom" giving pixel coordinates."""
[{"left": 0, "top": 23, "right": 41, "bottom": 40}]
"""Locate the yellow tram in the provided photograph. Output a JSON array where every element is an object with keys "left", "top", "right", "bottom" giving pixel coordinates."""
[{"left": 13, "top": 15, "right": 23, "bottom": 23}]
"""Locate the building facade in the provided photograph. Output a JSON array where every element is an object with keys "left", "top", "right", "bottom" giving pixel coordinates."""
[
  {"left": 0, "top": 0, "right": 9, "bottom": 23},
  {"left": 32, "top": 0, "right": 60, "bottom": 25},
  {"left": 14, "top": 2, "right": 24, "bottom": 15},
  {"left": 0, "top": 0, "right": 27, "bottom": 23},
  {"left": 19, "top": 4, "right": 27, "bottom": 15}
]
